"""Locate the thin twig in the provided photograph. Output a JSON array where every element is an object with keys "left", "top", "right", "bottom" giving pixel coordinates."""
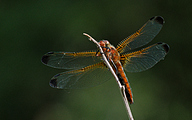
[{"left": 83, "top": 33, "right": 134, "bottom": 120}]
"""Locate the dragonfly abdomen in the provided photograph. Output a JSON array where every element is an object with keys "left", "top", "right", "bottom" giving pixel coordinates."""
[{"left": 116, "top": 62, "right": 134, "bottom": 104}]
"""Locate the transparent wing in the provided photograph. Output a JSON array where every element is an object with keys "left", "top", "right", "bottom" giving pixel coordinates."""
[
  {"left": 116, "top": 16, "right": 164, "bottom": 53},
  {"left": 120, "top": 43, "right": 169, "bottom": 72},
  {"left": 49, "top": 62, "right": 113, "bottom": 89},
  {"left": 41, "top": 51, "right": 102, "bottom": 69}
]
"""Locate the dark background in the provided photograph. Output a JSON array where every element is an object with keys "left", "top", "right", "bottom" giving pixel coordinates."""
[{"left": 1, "top": 0, "right": 192, "bottom": 120}]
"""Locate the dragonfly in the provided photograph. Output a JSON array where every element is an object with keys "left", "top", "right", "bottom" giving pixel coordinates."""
[{"left": 41, "top": 16, "right": 169, "bottom": 104}]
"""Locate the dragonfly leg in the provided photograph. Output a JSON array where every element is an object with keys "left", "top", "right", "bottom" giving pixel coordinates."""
[{"left": 95, "top": 49, "right": 100, "bottom": 55}]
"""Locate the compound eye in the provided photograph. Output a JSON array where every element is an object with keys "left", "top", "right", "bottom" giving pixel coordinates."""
[{"left": 99, "top": 41, "right": 106, "bottom": 47}]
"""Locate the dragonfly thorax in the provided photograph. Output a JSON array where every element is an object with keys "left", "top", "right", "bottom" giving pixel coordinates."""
[{"left": 98, "top": 40, "right": 121, "bottom": 64}]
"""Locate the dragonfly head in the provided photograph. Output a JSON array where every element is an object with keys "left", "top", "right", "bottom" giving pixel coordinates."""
[
  {"left": 96, "top": 40, "right": 111, "bottom": 56},
  {"left": 99, "top": 40, "right": 110, "bottom": 48}
]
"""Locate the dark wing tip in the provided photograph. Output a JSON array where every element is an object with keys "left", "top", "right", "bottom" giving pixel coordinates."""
[
  {"left": 41, "top": 52, "right": 54, "bottom": 64},
  {"left": 162, "top": 43, "right": 170, "bottom": 53},
  {"left": 157, "top": 42, "right": 170, "bottom": 53},
  {"left": 150, "top": 16, "right": 165, "bottom": 25},
  {"left": 41, "top": 55, "right": 50, "bottom": 64},
  {"left": 50, "top": 73, "right": 61, "bottom": 88},
  {"left": 50, "top": 78, "right": 58, "bottom": 88}
]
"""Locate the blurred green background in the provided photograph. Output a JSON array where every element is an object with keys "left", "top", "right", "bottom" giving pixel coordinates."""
[{"left": 1, "top": 0, "right": 192, "bottom": 120}]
